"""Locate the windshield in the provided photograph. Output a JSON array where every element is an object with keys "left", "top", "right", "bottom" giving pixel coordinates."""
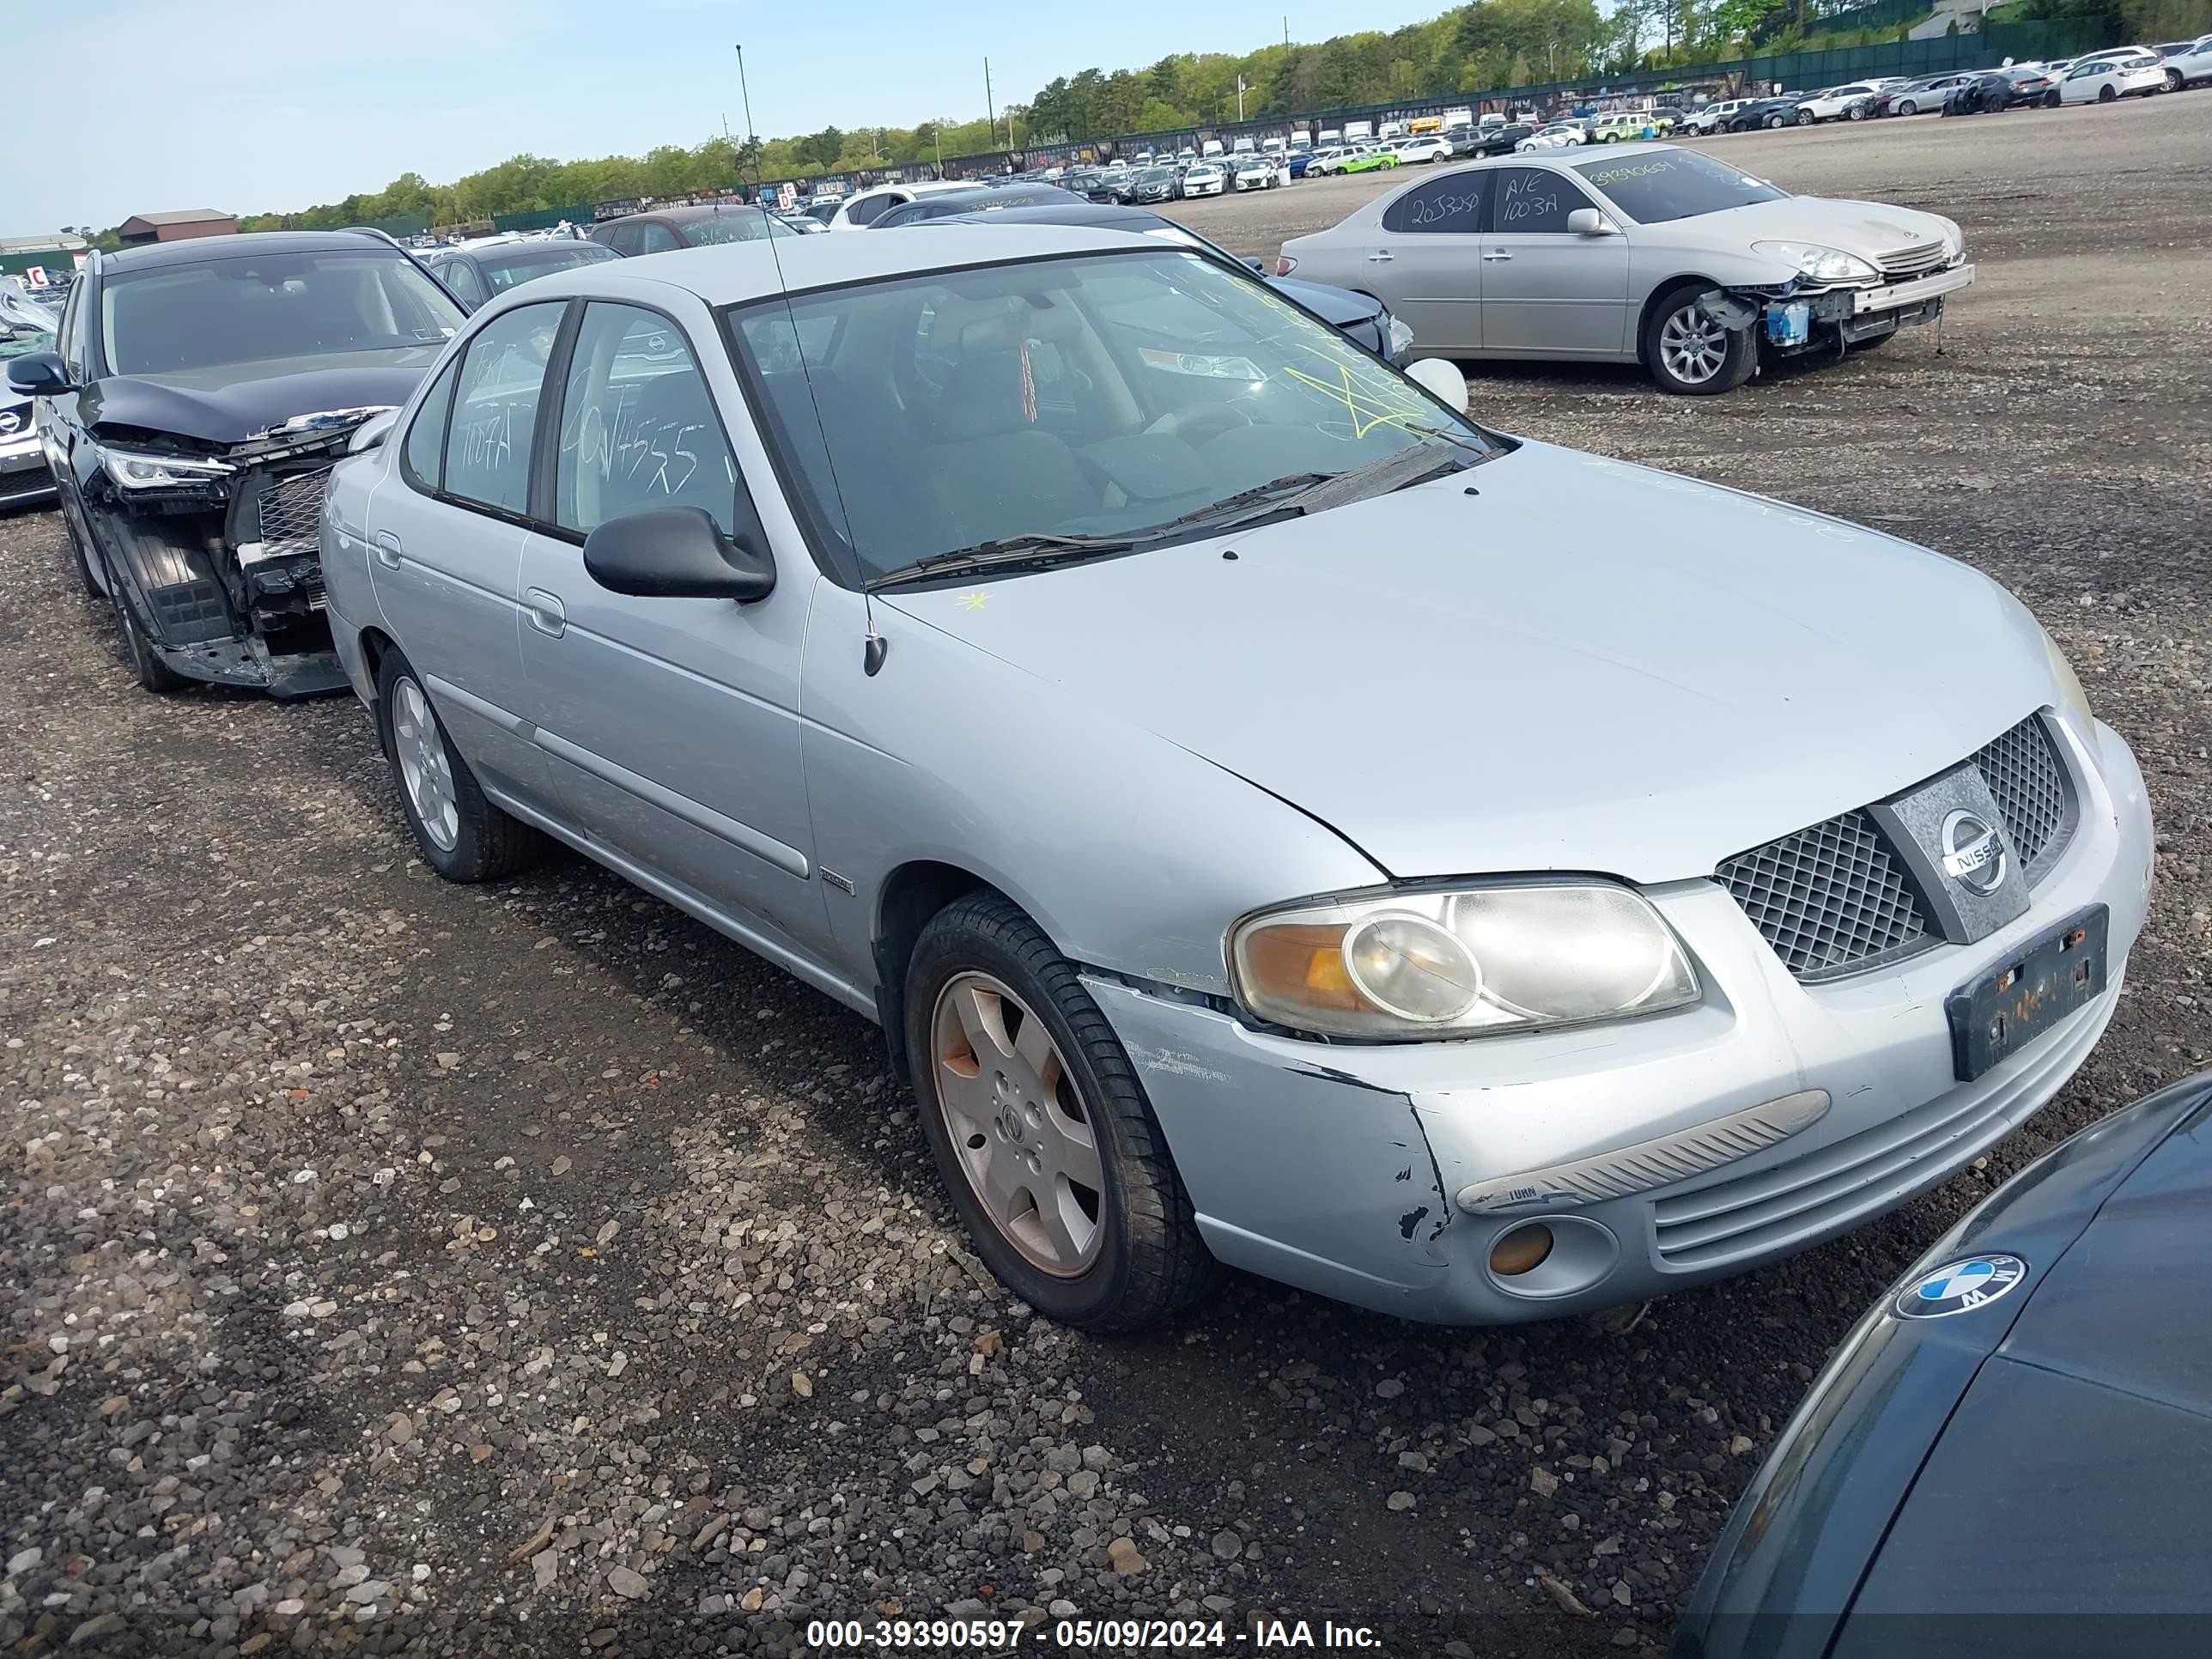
[
  {"left": 478, "top": 242, "right": 617, "bottom": 294},
  {"left": 100, "top": 250, "right": 462, "bottom": 377},
  {"left": 729, "top": 247, "right": 1498, "bottom": 585},
  {"left": 1573, "top": 149, "right": 1789, "bottom": 224},
  {"left": 1139, "top": 168, "right": 1175, "bottom": 183}
]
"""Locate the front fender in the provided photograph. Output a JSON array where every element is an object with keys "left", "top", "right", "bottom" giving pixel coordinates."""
[{"left": 799, "top": 582, "right": 1385, "bottom": 999}]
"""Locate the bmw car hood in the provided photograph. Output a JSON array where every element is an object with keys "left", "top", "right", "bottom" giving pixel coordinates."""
[
  {"left": 81, "top": 346, "right": 447, "bottom": 447},
  {"left": 881, "top": 441, "right": 2051, "bottom": 883},
  {"left": 1695, "top": 194, "right": 1954, "bottom": 261}
]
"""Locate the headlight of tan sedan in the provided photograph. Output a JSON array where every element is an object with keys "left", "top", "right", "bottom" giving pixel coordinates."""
[{"left": 1231, "top": 880, "right": 1699, "bottom": 1041}]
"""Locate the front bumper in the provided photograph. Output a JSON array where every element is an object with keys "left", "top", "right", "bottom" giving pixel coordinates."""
[
  {"left": 0, "top": 427, "right": 55, "bottom": 507},
  {"left": 1087, "top": 716, "right": 2154, "bottom": 1325}
]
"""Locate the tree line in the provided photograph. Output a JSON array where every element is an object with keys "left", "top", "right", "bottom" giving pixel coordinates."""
[{"left": 193, "top": 0, "right": 2165, "bottom": 236}]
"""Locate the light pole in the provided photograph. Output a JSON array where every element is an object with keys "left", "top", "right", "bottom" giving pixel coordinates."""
[
  {"left": 1237, "top": 76, "right": 1249, "bottom": 120},
  {"left": 1547, "top": 39, "right": 1559, "bottom": 79}
]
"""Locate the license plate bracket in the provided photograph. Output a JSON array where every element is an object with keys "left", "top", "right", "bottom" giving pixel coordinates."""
[{"left": 1945, "top": 904, "right": 2108, "bottom": 1083}]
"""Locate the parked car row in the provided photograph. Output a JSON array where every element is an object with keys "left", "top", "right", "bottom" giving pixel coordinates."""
[
  {"left": 3, "top": 209, "right": 2146, "bottom": 1346},
  {"left": 1680, "top": 39, "right": 2208, "bottom": 134}
]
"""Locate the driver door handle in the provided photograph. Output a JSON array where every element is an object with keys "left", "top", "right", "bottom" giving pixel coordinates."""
[
  {"left": 1482, "top": 250, "right": 1514, "bottom": 262},
  {"left": 525, "top": 587, "right": 567, "bottom": 639},
  {"left": 1366, "top": 251, "right": 1395, "bottom": 262},
  {"left": 374, "top": 531, "right": 403, "bottom": 568}
]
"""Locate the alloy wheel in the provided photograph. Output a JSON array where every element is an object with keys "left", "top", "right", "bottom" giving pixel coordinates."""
[
  {"left": 392, "top": 677, "right": 460, "bottom": 852},
  {"left": 929, "top": 971, "right": 1103, "bottom": 1276},
  {"left": 1659, "top": 302, "right": 1728, "bottom": 386}
]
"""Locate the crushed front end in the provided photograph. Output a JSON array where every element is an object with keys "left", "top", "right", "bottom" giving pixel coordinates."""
[{"left": 82, "top": 409, "right": 390, "bottom": 696}]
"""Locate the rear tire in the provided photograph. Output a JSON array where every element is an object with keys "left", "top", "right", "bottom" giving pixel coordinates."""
[
  {"left": 906, "top": 892, "right": 1219, "bottom": 1333},
  {"left": 374, "top": 646, "right": 544, "bottom": 882},
  {"left": 1644, "top": 284, "right": 1756, "bottom": 396}
]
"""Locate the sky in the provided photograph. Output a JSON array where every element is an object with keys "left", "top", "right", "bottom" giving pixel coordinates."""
[{"left": 12, "top": 0, "right": 1451, "bottom": 234}]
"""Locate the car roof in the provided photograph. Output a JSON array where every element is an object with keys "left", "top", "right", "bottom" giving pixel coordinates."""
[
  {"left": 481, "top": 223, "right": 1161, "bottom": 309},
  {"left": 100, "top": 229, "right": 396, "bottom": 272}
]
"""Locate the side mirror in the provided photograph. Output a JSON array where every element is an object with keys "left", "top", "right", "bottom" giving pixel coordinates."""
[
  {"left": 1245, "top": 256, "right": 1266, "bottom": 272},
  {"left": 582, "top": 506, "right": 776, "bottom": 602},
  {"left": 1566, "top": 209, "right": 1616, "bottom": 237},
  {"left": 5, "top": 351, "right": 74, "bottom": 397},
  {"left": 1403, "top": 357, "right": 1468, "bottom": 415},
  {"left": 348, "top": 410, "right": 400, "bottom": 454}
]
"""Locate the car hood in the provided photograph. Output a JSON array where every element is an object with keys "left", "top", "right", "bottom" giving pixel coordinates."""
[
  {"left": 879, "top": 441, "right": 2051, "bottom": 883},
  {"left": 80, "top": 346, "right": 448, "bottom": 447},
  {"left": 1693, "top": 195, "right": 1955, "bottom": 261},
  {"left": 1267, "top": 275, "right": 1381, "bottom": 328}
]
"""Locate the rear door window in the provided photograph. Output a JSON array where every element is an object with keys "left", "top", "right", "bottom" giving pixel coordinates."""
[
  {"left": 438, "top": 259, "right": 485, "bottom": 308},
  {"left": 441, "top": 301, "right": 565, "bottom": 517},
  {"left": 1382, "top": 173, "right": 1490, "bottom": 234}
]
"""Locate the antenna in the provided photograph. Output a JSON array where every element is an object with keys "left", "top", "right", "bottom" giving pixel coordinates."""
[{"left": 749, "top": 82, "right": 884, "bottom": 678}]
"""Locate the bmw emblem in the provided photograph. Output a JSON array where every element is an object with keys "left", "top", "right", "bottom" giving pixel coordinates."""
[{"left": 1895, "top": 1253, "right": 2027, "bottom": 1319}]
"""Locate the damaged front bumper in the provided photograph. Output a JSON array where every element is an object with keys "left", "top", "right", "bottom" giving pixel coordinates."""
[
  {"left": 1749, "top": 262, "right": 1977, "bottom": 358},
  {"left": 83, "top": 411, "right": 387, "bottom": 696},
  {"left": 1083, "top": 719, "right": 2150, "bottom": 1325}
]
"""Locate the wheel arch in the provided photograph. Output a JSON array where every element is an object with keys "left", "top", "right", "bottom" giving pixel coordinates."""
[
  {"left": 872, "top": 859, "right": 1001, "bottom": 1082},
  {"left": 356, "top": 623, "right": 397, "bottom": 700},
  {"left": 1637, "top": 274, "right": 1732, "bottom": 351}
]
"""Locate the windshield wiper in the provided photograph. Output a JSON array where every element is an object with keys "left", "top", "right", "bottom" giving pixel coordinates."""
[
  {"left": 1161, "top": 445, "right": 1470, "bottom": 537},
  {"left": 866, "top": 531, "right": 1137, "bottom": 591}
]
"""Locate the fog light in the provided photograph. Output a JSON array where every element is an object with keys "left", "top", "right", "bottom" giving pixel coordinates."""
[{"left": 1489, "top": 1222, "right": 1554, "bottom": 1278}]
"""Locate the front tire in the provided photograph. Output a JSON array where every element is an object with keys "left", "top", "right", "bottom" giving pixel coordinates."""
[
  {"left": 2165, "top": 68, "right": 2183, "bottom": 91},
  {"left": 374, "top": 647, "right": 544, "bottom": 881},
  {"left": 1796, "top": 107, "right": 1814, "bottom": 125},
  {"left": 110, "top": 566, "right": 187, "bottom": 693},
  {"left": 2098, "top": 84, "right": 2117, "bottom": 102},
  {"left": 1766, "top": 112, "right": 1787, "bottom": 128},
  {"left": 61, "top": 495, "right": 100, "bottom": 597},
  {"left": 2044, "top": 89, "right": 2061, "bottom": 106},
  {"left": 1897, "top": 98, "right": 1918, "bottom": 115},
  {"left": 906, "top": 892, "right": 1218, "bottom": 1332},
  {"left": 1644, "top": 285, "right": 1755, "bottom": 396}
]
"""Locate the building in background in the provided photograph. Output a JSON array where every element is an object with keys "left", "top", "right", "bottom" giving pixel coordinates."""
[{"left": 116, "top": 210, "right": 238, "bottom": 246}]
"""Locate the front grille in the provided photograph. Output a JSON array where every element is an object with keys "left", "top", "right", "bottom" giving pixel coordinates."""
[
  {"left": 1716, "top": 810, "right": 1931, "bottom": 981},
  {"left": 255, "top": 466, "right": 332, "bottom": 555},
  {"left": 1875, "top": 241, "right": 1948, "bottom": 278},
  {"left": 1970, "top": 714, "right": 2074, "bottom": 878},
  {"left": 1719, "top": 714, "right": 2078, "bottom": 981}
]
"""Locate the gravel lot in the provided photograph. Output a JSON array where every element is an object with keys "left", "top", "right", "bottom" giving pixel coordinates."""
[{"left": 4, "top": 94, "right": 2209, "bottom": 1659}]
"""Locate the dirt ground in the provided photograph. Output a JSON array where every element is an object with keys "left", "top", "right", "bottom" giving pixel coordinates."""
[{"left": 3, "top": 94, "right": 2209, "bottom": 1659}]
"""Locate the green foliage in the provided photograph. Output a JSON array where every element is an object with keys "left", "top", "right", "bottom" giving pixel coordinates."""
[{"left": 208, "top": 0, "right": 2144, "bottom": 238}]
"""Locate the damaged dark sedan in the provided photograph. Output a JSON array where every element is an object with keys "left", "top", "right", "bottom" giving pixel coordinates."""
[{"left": 5, "top": 230, "right": 465, "bottom": 695}]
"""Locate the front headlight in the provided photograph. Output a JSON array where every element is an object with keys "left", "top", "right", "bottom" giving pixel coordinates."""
[
  {"left": 1752, "top": 241, "right": 1880, "bottom": 283},
  {"left": 2039, "top": 621, "right": 2094, "bottom": 734},
  {"left": 1385, "top": 313, "right": 1415, "bottom": 359},
  {"left": 1230, "top": 880, "right": 1699, "bottom": 1041},
  {"left": 100, "top": 447, "right": 234, "bottom": 491}
]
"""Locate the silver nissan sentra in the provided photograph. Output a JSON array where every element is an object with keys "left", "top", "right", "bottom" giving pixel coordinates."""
[{"left": 319, "top": 224, "right": 2153, "bottom": 1331}]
